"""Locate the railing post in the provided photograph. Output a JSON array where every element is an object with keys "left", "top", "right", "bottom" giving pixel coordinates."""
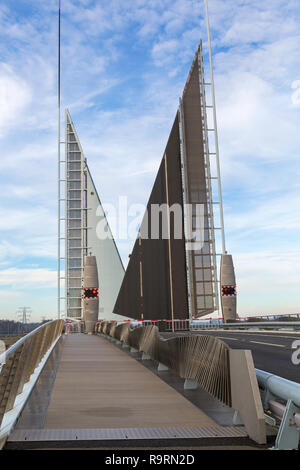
[{"left": 272, "top": 399, "right": 300, "bottom": 450}]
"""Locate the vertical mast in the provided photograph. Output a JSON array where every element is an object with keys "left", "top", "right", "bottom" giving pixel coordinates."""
[
  {"left": 204, "top": 1, "right": 237, "bottom": 322},
  {"left": 204, "top": 0, "right": 226, "bottom": 254},
  {"left": 57, "top": 0, "right": 61, "bottom": 318}
]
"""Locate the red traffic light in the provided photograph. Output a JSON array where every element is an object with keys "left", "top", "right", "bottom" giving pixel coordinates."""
[
  {"left": 221, "top": 285, "right": 236, "bottom": 297},
  {"left": 84, "top": 288, "right": 99, "bottom": 299}
]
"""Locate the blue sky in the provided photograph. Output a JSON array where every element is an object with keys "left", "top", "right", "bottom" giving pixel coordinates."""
[{"left": 0, "top": 0, "right": 299, "bottom": 321}]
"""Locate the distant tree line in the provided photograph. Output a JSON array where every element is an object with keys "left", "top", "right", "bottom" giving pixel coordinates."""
[{"left": 0, "top": 319, "right": 52, "bottom": 335}]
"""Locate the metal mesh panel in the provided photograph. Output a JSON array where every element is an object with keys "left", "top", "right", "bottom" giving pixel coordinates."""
[
  {"left": 65, "top": 113, "right": 85, "bottom": 318},
  {"left": 180, "top": 46, "right": 218, "bottom": 317}
]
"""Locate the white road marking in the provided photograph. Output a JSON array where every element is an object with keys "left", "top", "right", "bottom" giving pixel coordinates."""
[
  {"left": 217, "top": 336, "right": 239, "bottom": 341},
  {"left": 216, "top": 335, "right": 286, "bottom": 348},
  {"left": 227, "top": 333, "right": 299, "bottom": 340},
  {"left": 249, "top": 341, "right": 285, "bottom": 348}
]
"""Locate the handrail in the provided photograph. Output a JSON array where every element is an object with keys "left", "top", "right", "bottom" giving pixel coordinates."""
[
  {"left": 256, "top": 369, "right": 300, "bottom": 408},
  {"left": 0, "top": 320, "right": 54, "bottom": 364},
  {"left": 191, "top": 321, "right": 300, "bottom": 331},
  {"left": 255, "top": 368, "right": 300, "bottom": 449},
  {"left": 0, "top": 319, "right": 64, "bottom": 437}
]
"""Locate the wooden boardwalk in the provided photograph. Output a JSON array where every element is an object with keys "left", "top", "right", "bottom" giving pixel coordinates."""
[{"left": 43, "top": 334, "right": 217, "bottom": 430}]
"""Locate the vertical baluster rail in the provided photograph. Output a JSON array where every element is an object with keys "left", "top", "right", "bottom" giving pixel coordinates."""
[{"left": 0, "top": 320, "right": 64, "bottom": 436}]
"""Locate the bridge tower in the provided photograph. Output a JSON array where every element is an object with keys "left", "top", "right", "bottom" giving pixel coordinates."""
[
  {"left": 59, "top": 110, "right": 128, "bottom": 322},
  {"left": 113, "top": 40, "right": 237, "bottom": 323}
]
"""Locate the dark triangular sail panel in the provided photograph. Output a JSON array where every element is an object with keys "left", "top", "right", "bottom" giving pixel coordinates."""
[
  {"left": 114, "top": 113, "right": 188, "bottom": 320},
  {"left": 114, "top": 43, "right": 218, "bottom": 320}
]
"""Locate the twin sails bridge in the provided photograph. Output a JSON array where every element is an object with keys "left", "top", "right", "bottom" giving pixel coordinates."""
[{"left": 0, "top": 39, "right": 300, "bottom": 452}]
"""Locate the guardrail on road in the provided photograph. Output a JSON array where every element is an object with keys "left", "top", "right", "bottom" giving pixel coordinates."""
[
  {"left": 191, "top": 321, "right": 300, "bottom": 332},
  {"left": 256, "top": 369, "right": 300, "bottom": 450}
]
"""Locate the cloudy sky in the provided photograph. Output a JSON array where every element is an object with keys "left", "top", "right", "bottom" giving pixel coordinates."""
[{"left": 0, "top": 0, "right": 299, "bottom": 321}]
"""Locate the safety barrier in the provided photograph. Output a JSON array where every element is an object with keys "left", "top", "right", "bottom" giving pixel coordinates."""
[
  {"left": 96, "top": 321, "right": 266, "bottom": 444},
  {"left": 96, "top": 319, "right": 191, "bottom": 332},
  {"left": 0, "top": 319, "right": 64, "bottom": 444},
  {"left": 97, "top": 318, "right": 300, "bottom": 334},
  {"left": 256, "top": 369, "right": 300, "bottom": 450},
  {"left": 65, "top": 319, "right": 85, "bottom": 334},
  {"left": 244, "top": 314, "right": 300, "bottom": 321},
  {"left": 98, "top": 321, "right": 231, "bottom": 404},
  {"left": 191, "top": 321, "right": 300, "bottom": 332}
]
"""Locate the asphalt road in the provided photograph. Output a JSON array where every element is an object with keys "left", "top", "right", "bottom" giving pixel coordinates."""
[{"left": 162, "top": 330, "right": 300, "bottom": 383}]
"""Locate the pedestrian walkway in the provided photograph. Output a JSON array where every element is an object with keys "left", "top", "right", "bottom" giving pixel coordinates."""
[
  {"left": 7, "top": 334, "right": 250, "bottom": 449},
  {"left": 44, "top": 334, "right": 217, "bottom": 429}
]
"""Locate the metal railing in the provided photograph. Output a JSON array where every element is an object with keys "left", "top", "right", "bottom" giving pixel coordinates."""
[
  {"left": 243, "top": 314, "right": 300, "bottom": 321},
  {"left": 97, "top": 321, "right": 232, "bottom": 406},
  {"left": 202, "top": 314, "right": 300, "bottom": 323},
  {"left": 0, "top": 319, "right": 64, "bottom": 443},
  {"left": 191, "top": 321, "right": 300, "bottom": 332},
  {"left": 96, "top": 321, "right": 269, "bottom": 444},
  {"left": 97, "top": 318, "right": 300, "bottom": 333},
  {"left": 64, "top": 318, "right": 84, "bottom": 334},
  {"left": 96, "top": 319, "right": 300, "bottom": 448},
  {"left": 256, "top": 369, "right": 300, "bottom": 450}
]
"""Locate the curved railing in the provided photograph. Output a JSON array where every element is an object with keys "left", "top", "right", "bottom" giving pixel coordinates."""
[
  {"left": 0, "top": 319, "right": 64, "bottom": 433},
  {"left": 96, "top": 321, "right": 231, "bottom": 406},
  {"left": 96, "top": 320, "right": 267, "bottom": 444}
]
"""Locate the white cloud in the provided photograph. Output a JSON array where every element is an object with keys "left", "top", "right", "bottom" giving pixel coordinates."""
[
  {"left": 226, "top": 193, "right": 300, "bottom": 235},
  {"left": 0, "top": 267, "right": 57, "bottom": 288},
  {"left": 0, "top": 65, "right": 31, "bottom": 136},
  {"left": 0, "top": 205, "right": 55, "bottom": 233},
  {"left": 235, "top": 250, "right": 300, "bottom": 315}
]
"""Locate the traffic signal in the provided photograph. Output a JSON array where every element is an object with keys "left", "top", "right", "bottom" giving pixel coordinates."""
[
  {"left": 84, "top": 288, "right": 99, "bottom": 299},
  {"left": 221, "top": 285, "right": 236, "bottom": 296}
]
